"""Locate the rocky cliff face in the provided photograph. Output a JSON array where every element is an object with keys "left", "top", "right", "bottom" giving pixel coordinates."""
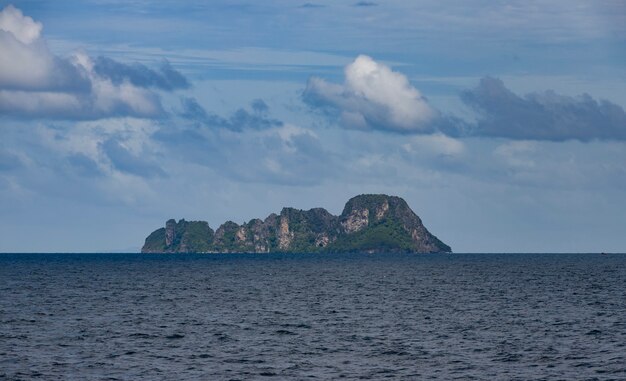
[{"left": 141, "top": 194, "right": 451, "bottom": 254}]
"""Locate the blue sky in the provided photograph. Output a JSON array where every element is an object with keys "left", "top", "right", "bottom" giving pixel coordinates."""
[{"left": 0, "top": 1, "right": 625, "bottom": 252}]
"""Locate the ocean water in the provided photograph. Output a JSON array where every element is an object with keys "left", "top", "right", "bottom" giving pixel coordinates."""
[{"left": 1, "top": 253, "right": 625, "bottom": 380}]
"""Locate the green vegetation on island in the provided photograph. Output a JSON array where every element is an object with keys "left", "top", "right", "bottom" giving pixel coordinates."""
[{"left": 141, "top": 194, "right": 451, "bottom": 254}]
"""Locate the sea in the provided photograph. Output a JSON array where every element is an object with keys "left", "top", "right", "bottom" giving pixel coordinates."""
[{"left": 1, "top": 253, "right": 625, "bottom": 380}]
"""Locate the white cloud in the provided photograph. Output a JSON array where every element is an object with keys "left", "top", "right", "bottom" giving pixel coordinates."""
[
  {"left": 273, "top": 123, "right": 317, "bottom": 153},
  {"left": 304, "top": 55, "right": 435, "bottom": 133},
  {"left": 0, "top": 5, "right": 167, "bottom": 120},
  {"left": 403, "top": 133, "right": 465, "bottom": 157},
  {"left": 0, "top": 4, "right": 42, "bottom": 44},
  {"left": 344, "top": 55, "right": 433, "bottom": 127},
  {"left": 0, "top": 25, "right": 83, "bottom": 91},
  {"left": 0, "top": 90, "right": 81, "bottom": 114},
  {"left": 494, "top": 141, "right": 537, "bottom": 169}
]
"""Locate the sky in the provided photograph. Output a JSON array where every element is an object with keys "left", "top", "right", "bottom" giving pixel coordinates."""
[{"left": 0, "top": 1, "right": 625, "bottom": 253}]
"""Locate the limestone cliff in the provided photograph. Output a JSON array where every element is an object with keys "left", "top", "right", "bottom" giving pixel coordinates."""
[{"left": 141, "top": 194, "right": 451, "bottom": 253}]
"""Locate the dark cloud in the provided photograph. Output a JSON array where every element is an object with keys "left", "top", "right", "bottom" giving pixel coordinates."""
[
  {"left": 251, "top": 99, "right": 269, "bottom": 114},
  {"left": 227, "top": 108, "right": 283, "bottom": 131},
  {"left": 100, "top": 138, "right": 166, "bottom": 178},
  {"left": 299, "top": 3, "right": 325, "bottom": 8},
  {"left": 354, "top": 1, "right": 377, "bottom": 6},
  {"left": 178, "top": 97, "right": 283, "bottom": 131},
  {"left": 178, "top": 97, "right": 209, "bottom": 121},
  {"left": 93, "top": 57, "right": 190, "bottom": 91},
  {"left": 461, "top": 77, "right": 626, "bottom": 141}
]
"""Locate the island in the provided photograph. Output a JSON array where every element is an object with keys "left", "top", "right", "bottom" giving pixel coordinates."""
[{"left": 141, "top": 194, "right": 451, "bottom": 254}]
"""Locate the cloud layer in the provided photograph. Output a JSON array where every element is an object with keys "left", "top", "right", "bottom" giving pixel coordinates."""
[
  {"left": 303, "top": 55, "right": 435, "bottom": 133},
  {"left": 99, "top": 137, "right": 166, "bottom": 178},
  {"left": 93, "top": 57, "right": 189, "bottom": 91},
  {"left": 305, "top": 55, "right": 626, "bottom": 142},
  {"left": 461, "top": 77, "right": 626, "bottom": 141},
  {"left": 0, "top": 5, "right": 188, "bottom": 120},
  {"left": 179, "top": 97, "right": 283, "bottom": 132}
]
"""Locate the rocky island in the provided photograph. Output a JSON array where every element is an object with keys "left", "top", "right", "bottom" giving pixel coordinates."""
[{"left": 142, "top": 194, "right": 451, "bottom": 254}]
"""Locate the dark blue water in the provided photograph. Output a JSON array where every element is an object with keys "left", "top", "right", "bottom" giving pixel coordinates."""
[{"left": 1, "top": 253, "right": 625, "bottom": 380}]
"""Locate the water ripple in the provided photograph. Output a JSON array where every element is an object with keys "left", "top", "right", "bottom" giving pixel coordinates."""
[{"left": 1, "top": 253, "right": 625, "bottom": 380}]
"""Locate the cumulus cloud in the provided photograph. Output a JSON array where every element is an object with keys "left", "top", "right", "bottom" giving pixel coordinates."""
[
  {"left": 303, "top": 55, "right": 436, "bottom": 133},
  {"left": 0, "top": 62, "right": 164, "bottom": 119},
  {"left": 0, "top": 25, "right": 89, "bottom": 92},
  {"left": 461, "top": 77, "right": 626, "bottom": 141},
  {"left": 0, "top": 4, "right": 41, "bottom": 44},
  {"left": 303, "top": 56, "right": 626, "bottom": 142},
  {"left": 179, "top": 97, "right": 283, "bottom": 131},
  {"left": 0, "top": 5, "right": 188, "bottom": 120}
]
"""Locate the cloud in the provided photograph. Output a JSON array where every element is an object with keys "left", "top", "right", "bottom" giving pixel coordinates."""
[
  {"left": 178, "top": 97, "right": 283, "bottom": 131},
  {"left": 302, "top": 56, "right": 626, "bottom": 142},
  {"left": 251, "top": 98, "right": 269, "bottom": 114},
  {"left": 0, "top": 5, "right": 188, "bottom": 120},
  {"left": 178, "top": 97, "right": 209, "bottom": 121},
  {"left": 154, "top": 122, "right": 335, "bottom": 186},
  {"left": 0, "top": 4, "right": 41, "bottom": 44},
  {"left": 0, "top": 67, "right": 164, "bottom": 119},
  {"left": 299, "top": 3, "right": 325, "bottom": 8},
  {"left": 354, "top": 1, "right": 377, "bottom": 6},
  {"left": 303, "top": 55, "right": 436, "bottom": 133},
  {"left": 65, "top": 153, "right": 103, "bottom": 177},
  {"left": 99, "top": 137, "right": 166, "bottom": 178},
  {"left": 461, "top": 77, "right": 626, "bottom": 141},
  {"left": 402, "top": 133, "right": 465, "bottom": 157},
  {"left": 93, "top": 57, "right": 189, "bottom": 91},
  {"left": 493, "top": 141, "right": 537, "bottom": 170},
  {"left": 0, "top": 28, "right": 90, "bottom": 92}
]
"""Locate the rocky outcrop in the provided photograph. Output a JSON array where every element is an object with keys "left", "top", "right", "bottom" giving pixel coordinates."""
[
  {"left": 341, "top": 207, "right": 369, "bottom": 234},
  {"left": 165, "top": 219, "right": 176, "bottom": 246},
  {"left": 278, "top": 214, "right": 293, "bottom": 250},
  {"left": 141, "top": 194, "right": 451, "bottom": 254},
  {"left": 142, "top": 219, "right": 214, "bottom": 253}
]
